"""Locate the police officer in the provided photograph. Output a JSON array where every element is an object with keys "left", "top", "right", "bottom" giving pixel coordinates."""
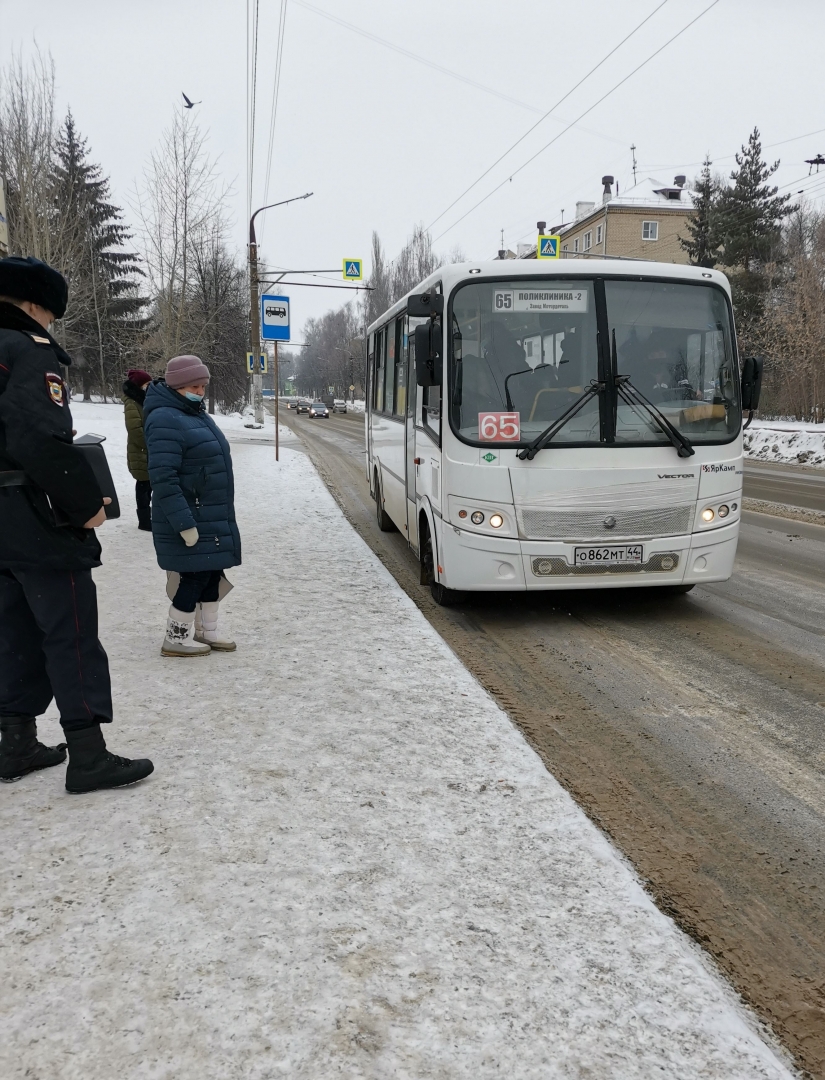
[{"left": 0, "top": 256, "right": 153, "bottom": 792}]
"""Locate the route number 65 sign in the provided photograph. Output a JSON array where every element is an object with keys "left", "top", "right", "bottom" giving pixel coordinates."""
[{"left": 479, "top": 412, "right": 520, "bottom": 441}]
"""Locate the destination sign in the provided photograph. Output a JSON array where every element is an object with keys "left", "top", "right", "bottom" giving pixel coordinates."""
[{"left": 493, "top": 289, "right": 589, "bottom": 314}]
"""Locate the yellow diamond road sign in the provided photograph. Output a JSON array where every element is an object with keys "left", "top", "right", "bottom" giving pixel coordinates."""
[
  {"left": 343, "top": 258, "right": 363, "bottom": 280},
  {"left": 537, "top": 235, "right": 561, "bottom": 259}
]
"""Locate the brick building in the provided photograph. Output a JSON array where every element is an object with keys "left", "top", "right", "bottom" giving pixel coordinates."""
[{"left": 520, "top": 174, "right": 697, "bottom": 264}]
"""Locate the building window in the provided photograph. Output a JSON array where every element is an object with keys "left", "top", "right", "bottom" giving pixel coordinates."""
[
  {"left": 573, "top": 237, "right": 580, "bottom": 253},
  {"left": 562, "top": 243, "right": 568, "bottom": 253},
  {"left": 596, "top": 224, "right": 603, "bottom": 245},
  {"left": 583, "top": 230, "right": 592, "bottom": 251},
  {"left": 642, "top": 220, "right": 659, "bottom": 241}
]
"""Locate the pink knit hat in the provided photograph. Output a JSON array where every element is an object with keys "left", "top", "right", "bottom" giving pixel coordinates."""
[{"left": 165, "top": 354, "right": 210, "bottom": 389}]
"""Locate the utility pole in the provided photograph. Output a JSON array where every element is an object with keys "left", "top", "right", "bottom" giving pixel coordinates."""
[{"left": 248, "top": 192, "right": 313, "bottom": 427}]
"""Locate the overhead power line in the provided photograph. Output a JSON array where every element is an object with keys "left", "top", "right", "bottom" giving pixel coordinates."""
[
  {"left": 260, "top": 0, "right": 290, "bottom": 246},
  {"left": 426, "top": 0, "right": 671, "bottom": 232},
  {"left": 293, "top": 0, "right": 628, "bottom": 149},
  {"left": 433, "top": 0, "right": 722, "bottom": 243}
]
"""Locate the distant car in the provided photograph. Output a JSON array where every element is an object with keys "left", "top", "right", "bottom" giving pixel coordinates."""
[
  {"left": 308, "top": 402, "right": 329, "bottom": 419},
  {"left": 333, "top": 399, "right": 347, "bottom": 413},
  {"left": 287, "top": 399, "right": 298, "bottom": 410},
  {"left": 296, "top": 399, "right": 311, "bottom": 413}
]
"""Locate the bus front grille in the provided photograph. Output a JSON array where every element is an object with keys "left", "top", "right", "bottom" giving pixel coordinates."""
[
  {"left": 518, "top": 505, "right": 692, "bottom": 541},
  {"left": 532, "top": 552, "right": 680, "bottom": 577}
]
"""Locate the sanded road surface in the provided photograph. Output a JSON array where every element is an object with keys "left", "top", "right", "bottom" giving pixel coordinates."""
[
  {"left": 280, "top": 407, "right": 825, "bottom": 1078},
  {"left": 745, "top": 459, "right": 825, "bottom": 511}
]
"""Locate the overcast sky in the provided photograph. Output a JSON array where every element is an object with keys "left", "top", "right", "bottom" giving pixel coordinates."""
[{"left": 4, "top": 0, "right": 825, "bottom": 339}]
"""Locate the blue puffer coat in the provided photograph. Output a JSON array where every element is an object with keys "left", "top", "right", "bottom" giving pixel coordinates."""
[{"left": 143, "top": 381, "right": 241, "bottom": 572}]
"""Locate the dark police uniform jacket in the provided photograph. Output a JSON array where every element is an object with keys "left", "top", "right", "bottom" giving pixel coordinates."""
[{"left": 0, "top": 302, "right": 103, "bottom": 571}]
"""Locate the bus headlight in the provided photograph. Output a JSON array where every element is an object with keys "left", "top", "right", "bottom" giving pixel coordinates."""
[
  {"left": 471, "top": 511, "right": 485, "bottom": 525},
  {"left": 701, "top": 508, "right": 715, "bottom": 522},
  {"left": 718, "top": 504, "right": 729, "bottom": 518},
  {"left": 489, "top": 514, "right": 504, "bottom": 529}
]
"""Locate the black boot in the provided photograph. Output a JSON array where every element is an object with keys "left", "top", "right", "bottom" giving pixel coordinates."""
[
  {"left": 0, "top": 716, "right": 67, "bottom": 782},
  {"left": 64, "top": 724, "right": 154, "bottom": 794}
]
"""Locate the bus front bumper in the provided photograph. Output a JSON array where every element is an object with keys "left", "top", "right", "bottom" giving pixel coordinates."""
[{"left": 438, "top": 521, "right": 739, "bottom": 591}]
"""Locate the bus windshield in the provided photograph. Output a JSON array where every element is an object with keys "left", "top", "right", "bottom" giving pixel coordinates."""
[
  {"left": 450, "top": 278, "right": 600, "bottom": 445},
  {"left": 606, "top": 279, "right": 739, "bottom": 443},
  {"left": 449, "top": 276, "right": 739, "bottom": 447}
]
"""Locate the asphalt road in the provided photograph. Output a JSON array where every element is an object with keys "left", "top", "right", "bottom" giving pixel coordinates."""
[
  {"left": 280, "top": 407, "right": 825, "bottom": 1078},
  {"left": 745, "top": 458, "right": 825, "bottom": 511}
]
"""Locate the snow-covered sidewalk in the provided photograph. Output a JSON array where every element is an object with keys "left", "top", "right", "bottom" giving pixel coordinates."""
[{"left": 1, "top": 402, "right": 794, "bottom": 1079}]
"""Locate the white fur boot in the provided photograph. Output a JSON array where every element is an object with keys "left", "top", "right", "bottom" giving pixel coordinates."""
[
  {"left": 162, "top": 606, "right": 212, "bottom": 657},
  {"left": 194, "top": 601, "right": 236, "bottom": 652}
]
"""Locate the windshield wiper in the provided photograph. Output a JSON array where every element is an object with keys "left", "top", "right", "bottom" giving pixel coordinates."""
[
  {"left": 516, "top": 380, "right": 603, "bottom": 460},
  {"left": 611, "top": 330, "right": 694, "bottom": 458}
]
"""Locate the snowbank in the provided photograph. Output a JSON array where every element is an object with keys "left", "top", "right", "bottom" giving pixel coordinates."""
[
  {"left": 745, "top": 419, "right": 825, "bottom": 469},
  {"left": 0, "top": 402, "right": 793, "bottom": 1079}
]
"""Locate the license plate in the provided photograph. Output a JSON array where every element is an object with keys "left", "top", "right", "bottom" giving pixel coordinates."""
[{"left": 574, "top": 545, "right": 643, "bottom": 566}]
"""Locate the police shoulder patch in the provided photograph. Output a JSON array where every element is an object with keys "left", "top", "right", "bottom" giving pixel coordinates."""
[
  {"left": 29, "top": 334, "right": 51, "bottom": 345},
  {"left": 45, "top": 372, "right": 65, "bottom": 406}
]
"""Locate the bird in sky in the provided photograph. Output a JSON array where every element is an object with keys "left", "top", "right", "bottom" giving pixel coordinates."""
[{"left": 182, "top": 93, "right": 201, "bottom": 109}]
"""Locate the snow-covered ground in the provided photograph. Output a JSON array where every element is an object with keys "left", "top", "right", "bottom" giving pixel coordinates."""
[
  {"left": 1, "top": 401, "right": 795, "bottom": 1079},
  {"left": 745, "top": 419, "right": 825, "bottom": 469}
]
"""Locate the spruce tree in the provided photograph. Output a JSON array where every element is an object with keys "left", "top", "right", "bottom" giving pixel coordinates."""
[
  {"left": 680, "top": 156, "right": 720, "bottom": 268},
  {"left": 715, "top": 128, "right": 795, "bottom": 335},
  {"left": 51, "top": 111, "right": 146, "bottom": 396}
]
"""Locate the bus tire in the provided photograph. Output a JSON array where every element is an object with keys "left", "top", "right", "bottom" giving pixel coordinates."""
[
  {"left": 374, "top": 471, "right": 395, "bottom": 532},
  {"left": 420, "top": 514, "right": 461, "bottom": 606},
  {"left": 661, "top": 583, "right": 695, "bottom": 595}
]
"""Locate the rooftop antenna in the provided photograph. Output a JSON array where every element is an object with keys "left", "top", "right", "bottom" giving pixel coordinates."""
[
  {"left": 630, "top": 144, "right": 638, "bottom": 186},
  {"left": 805, "top": 154, "right": 825, "bottom": 174}
]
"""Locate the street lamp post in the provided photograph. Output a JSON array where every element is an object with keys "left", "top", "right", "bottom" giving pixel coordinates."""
[{"left": 248, "top": 192, "right": 312, "bottom": 427}]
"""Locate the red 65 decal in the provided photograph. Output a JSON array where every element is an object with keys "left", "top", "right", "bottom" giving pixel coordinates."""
[{"left": 478, "top": 412, "right": 520, "bottom": 441}]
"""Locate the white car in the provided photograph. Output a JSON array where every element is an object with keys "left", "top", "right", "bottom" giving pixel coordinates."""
[{"left": 333, "top": 399, "right": 347, "bottom": 413}]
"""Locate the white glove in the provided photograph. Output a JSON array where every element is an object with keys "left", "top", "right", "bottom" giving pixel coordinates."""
[{"left": 180, "top": 527, "right": 199, "bottom": 547}]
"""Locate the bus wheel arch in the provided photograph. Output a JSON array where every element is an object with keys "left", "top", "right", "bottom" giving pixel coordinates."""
[
  {"left": 374, "top": 467, "right": 395, "bottom": 532},
  {"left": 419, "top": 507, "right": 461, "bottom": 606}
]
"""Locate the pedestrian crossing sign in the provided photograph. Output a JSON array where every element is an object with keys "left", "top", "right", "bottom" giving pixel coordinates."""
[
  {"left": 343, "top": 258, "right": 363, "bottom": 280},
  {"left": 247, "top": 353, "right": 268, "bottom": 373},
  {"left": 537, "top": 235, "right": 561, "bottom": 259}
]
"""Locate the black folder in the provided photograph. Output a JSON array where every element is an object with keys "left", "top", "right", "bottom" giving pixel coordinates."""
[{"left": 73, "top": 433, "right": 120, "bottom": 519}]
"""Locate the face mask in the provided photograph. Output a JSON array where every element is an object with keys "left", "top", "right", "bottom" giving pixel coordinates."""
[{"left": 185, "top": 391, "right": 204, "bottom": 403}]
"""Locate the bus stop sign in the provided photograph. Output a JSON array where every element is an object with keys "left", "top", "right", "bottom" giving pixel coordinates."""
[{"left": 261, "top": 294, "right": 290, "bottom": 341}]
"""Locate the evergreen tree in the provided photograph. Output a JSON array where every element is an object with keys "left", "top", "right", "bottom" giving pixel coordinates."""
[
  {"left": 715, "top": 128, "right": 795, "bottom": 336},
  {"left": 51, "top": 111, "right": 146, "bottom": 396},
  {"left": 680, "top": 155, "right": 720, "bottom": 268}
]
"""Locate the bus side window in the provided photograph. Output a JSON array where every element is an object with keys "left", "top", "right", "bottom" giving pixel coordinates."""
[
  {"left": 367, "top": 333, "right": 375, "bottom": 410},
  {"left": 374, "top": 327, "right": 385, "bottom": 412},
  {"left": 384, "top": 319, "right": 397, "bottom": 415},
  {"left": 405, "top": 318, "right": 415, "bottom": 417},
  {"left": 394, "top": 321, "right": 407, "bottom": 418}
]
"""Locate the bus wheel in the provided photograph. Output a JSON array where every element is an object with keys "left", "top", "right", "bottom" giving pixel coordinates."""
[
  {"left": 420, "top": 516, "right": 461, "bottom": 606},
  {"left": 374, "top": 471, "right": 395, "bottom": 532}
]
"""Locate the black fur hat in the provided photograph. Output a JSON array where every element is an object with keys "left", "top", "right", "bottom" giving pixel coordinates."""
[{"left": 0, "top": 256, "right": 68, "bottom": 319}]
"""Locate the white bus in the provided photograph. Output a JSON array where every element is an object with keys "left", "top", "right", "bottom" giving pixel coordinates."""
[{"left": 366, "top": 260, "right": 761, "bottom": 605}]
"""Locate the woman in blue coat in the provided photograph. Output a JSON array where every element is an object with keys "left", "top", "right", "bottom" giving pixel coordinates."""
[{"left": 144, "top": 355, "right": 241, "bottom": 657}]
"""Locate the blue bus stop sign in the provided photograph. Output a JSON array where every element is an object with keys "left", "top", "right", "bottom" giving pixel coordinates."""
[{"left": 261, "top": 294, "right": 290, "bottom": 341}]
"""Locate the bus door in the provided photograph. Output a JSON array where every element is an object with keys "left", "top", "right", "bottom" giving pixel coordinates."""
[{"left": 404, "top": 316, "right": 419, "bottom": 551}]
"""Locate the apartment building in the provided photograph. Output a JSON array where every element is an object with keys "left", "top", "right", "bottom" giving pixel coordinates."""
[{"left": 524, "top": 174, "right": 697, "bottom": 264}]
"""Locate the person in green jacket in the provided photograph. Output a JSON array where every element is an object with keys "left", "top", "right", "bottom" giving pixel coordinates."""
[{"left": 121, "top": 368, "right": 152, "bottom": 531}]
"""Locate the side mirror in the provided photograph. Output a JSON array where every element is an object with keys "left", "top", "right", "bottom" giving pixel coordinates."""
[
  {"left": 414, "top": 321, "right": 442, "bottom": 387},
  {"left": 741, "top": 355, "right": 764, "bottom": 427},
  {"left": 408, "top": 292, "right": 444, "bottom": 318}
]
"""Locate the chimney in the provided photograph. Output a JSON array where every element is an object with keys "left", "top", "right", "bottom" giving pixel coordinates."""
[
  {"left": 575, "top": 200, "right": 596, "bottom": 220},
  {"left": 497, "top": 249, "right": 506, "bottom": 260},
  {"left": 674, "top": 174, "right": 686, "bottom": 188},
  {"left": 536, "top": 220, "right": 546, "bottom": 235},
  {"left": 601, "top": 175, "right": 614, "bottom": 203}
]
